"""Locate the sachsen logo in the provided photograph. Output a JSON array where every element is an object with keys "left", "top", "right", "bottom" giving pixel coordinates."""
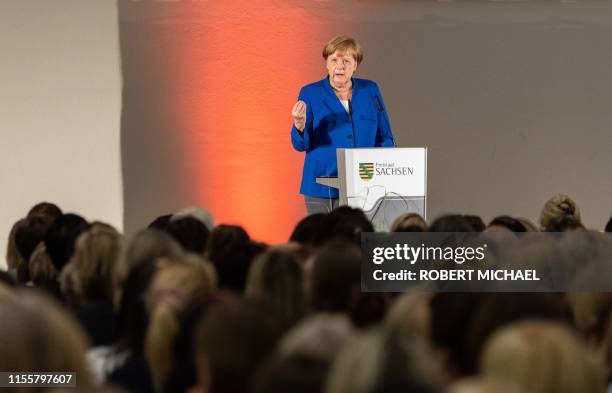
[
  {"left": 359, "top": 162, "right": 415, "bottom": 181},
  {"left": 359, "top": 163, "right": 374, "bottom": 180}
]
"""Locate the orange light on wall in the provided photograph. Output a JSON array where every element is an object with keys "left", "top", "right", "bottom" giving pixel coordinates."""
[{"left": 160, "top": 1, "right": 334, "bottom": 243}]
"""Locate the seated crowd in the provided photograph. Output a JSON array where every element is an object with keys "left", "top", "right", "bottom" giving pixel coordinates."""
[{"left": 1, "top": 193, "right": 612, "bottom": 393}]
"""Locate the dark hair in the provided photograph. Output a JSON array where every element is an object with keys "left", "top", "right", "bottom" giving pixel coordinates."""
[
  {"left": 44, "top": 213, "right": 89, "bottom": 272},
  {"left": 429, "top": 214, "right": 475, "bottom": 233},
  {"left": 15, "top": 216, "right": 53, "bottom": 283},
  {"left": 165, "top": 217, "right": 210, "bottom": 254},
  {"left": 313, "top": 206, "right": 372, "bottom": 246},
  {"left": 0, "top": 270, "right": 16, "bottom": 288},
  {"left": 463, "top": 215, "right": 486, "bottom": 232},
  {"left": 14, "top": 215, "right": 49, "bottom": 262},
  {"left": 332, "top": 210, "right": 373, "bottom": 245},
  {"left": 207, "top": 225, "right": 265, "bottom": 292},
  {"left": 606, "top": 215, "right": 612, "bottom": 233},
  {"left": 27, "top": 202, "right": 62, "bottom": 222},
  {"left": 206, "top": 225, "right": 250, "bottom": 260},
  {"left": 430, "top": 293, "right": 484, "bottom": 377},
  {"left": 195, "top": 300, "right": 283, "bottom": 393},
  {"left": 113, "top": 259, "right": 157, "bottom": 354},
  {"left": 289, "top": 214, "right": 327, "bottom": 246},
  {"left": 487, "top": 216, "right": 527, "bottom": 233},
  {"left": 309, "top": 240, "right": 361, "bottom": 313},
  {"left": 251, "top": 355, "right": 328, "bottom": 393},
  {"left": 148, "top": 214, "right": 173, "bottom": 231}
]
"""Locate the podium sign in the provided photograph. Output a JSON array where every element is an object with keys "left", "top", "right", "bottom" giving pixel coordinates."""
[
  {"left": 317, "top": 147, "right": 427, "bottom": 231},
  {"left": 339, "top": 147, "right": 426, "bottom": 211}
]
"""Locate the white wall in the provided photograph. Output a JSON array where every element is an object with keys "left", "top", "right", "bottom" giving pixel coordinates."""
[{"left": 0, "top": 0, "right": 123, "bottom": 268}]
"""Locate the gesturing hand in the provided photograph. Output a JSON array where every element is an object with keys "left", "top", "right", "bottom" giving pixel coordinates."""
[{"left": 292, "top": 100, "right": 307, "bottom": 132}]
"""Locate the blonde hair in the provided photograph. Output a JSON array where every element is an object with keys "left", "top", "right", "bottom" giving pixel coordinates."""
[
  {"left": 116, "top": 229, "right": 184, "bottom": 296},
  {"left": 322, "top": 36, "right": 363, "bottom": 65},
  {"left": 384, "top": 293, "right": 431, "bottom": 340},
  {"left": 0, "top": 292, "right": 91, "bottom": 391},
  {"left": 28, "top": 243, "right": 57, "bottom": 286},
  {"left": 324, "top": 330, "right": 442, "bottom": 393},
  {"left": 145, "top": 262, "right": 215, "bottom": 393},
  {"left": 72, "top": 228, "right": 124, "bottom": 303},
  {"left": 481, "top": 320, "right": 605, "bottom": 393},
  {"left": 539, "top": 194, "right": 582, "bottom": 231},
  {"left": 245, "top": 248, "right": 305, "bottom": 326}
]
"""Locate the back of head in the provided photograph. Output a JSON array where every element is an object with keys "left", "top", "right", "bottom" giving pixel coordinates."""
[
  {"left": 148, "top": 214, "right": 173, "bottom": 231},
  {"left": 429, "top": 214, "right": 475, "bottom": 232},
  {"left": 324, "top": 330, "right": 442, "bottom": 393},
  {"left": 463, "top": 215, "right": 486, "bottom": 232},
  {"left": 44, "top": 213, "right": 89, "bottom": 272},
  {"left": 481, "top": 321, "right": 605, "bottom": 393},
  {"left": 207, "top": 225, "right": 265, "bottom": 292},
  {"left": 331, "top": 208, "right": 373, "bottom": 245},
  {"left": 0, "top": 292, "right": 91, "bottom": 388},
  {"left": 545, "top": 215, "right": 585, "bottom": 232},
  {"left": 165, "top": 216, "right": 210, "bottom": 254},
  {"left": 391, "top": 213, "right": 428, "bottom": 232},
  {"left": 172, "top": 206, "right": 215, "bottom": 230},
  {"left": 27, "top": 201, "right": 62, "bottom": 222},
  {"left": 15, "top": 215, "right": 51, "bottom": 263},
  {"left": 313, "top": 206, "right": 372, "bottom": 246},
  {"left": 463, "top": 293, "right": 571, "bottom": 375},
  {"left": 429, "top": 293, "right": 484, "bottom": 377},
  {"left": 120, "top": 229, "right": 183, "bottom": 287},
  {"left": 487, "top": 216, "right": 527, "bottom": 233},
  {"left": 114, "top": 259, "right": 158, "bottom": 354},
  {"left": 205, "top": 225, "right": 250, "bottom": 261},
  {"left": 309, "top": 240, "right": 361, "bottom": 313},
  {"left": 539, "top": 193, "right": 582, "bottom": 231},
  {"left": 246, "top": 248, "right": 305, "bottom": 327},
  {"left": 72, "top": 228, "right": 125, "bottom": 303},
  {"left": 278, "top": 313, "right": 353, "bottom": 362},
  {"left": 290, "top": 213, "right": 327, "bottom": 246},
  {"left": 28, "top": 243, "right": 58, "bottom": 287},
  {"left": 194, "top": 299, "right": 283, "bottom": 393},
  {"left": 146, "top": 263, "right": 217, "bottom": 392}
]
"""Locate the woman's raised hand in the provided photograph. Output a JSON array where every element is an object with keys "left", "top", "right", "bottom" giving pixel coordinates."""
[{"left": 292, "top": 100, "right": 307, "bottom": 132}]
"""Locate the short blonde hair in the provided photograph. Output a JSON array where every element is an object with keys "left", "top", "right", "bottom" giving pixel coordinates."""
[
  {"left": 322, "top": 36, "right": 363, "bottom": 65},
  {"left": 539, "top": 193, "right": 581, "bottom": 231}
]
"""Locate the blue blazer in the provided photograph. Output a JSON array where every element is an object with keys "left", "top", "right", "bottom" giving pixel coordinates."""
[{"left": 291, "top": 77, "right": 395, "bottom": 198}]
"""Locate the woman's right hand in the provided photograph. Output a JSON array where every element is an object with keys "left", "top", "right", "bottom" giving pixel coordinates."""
[{"left": 292, "top": 100, "right": 307, "bottom": 132}]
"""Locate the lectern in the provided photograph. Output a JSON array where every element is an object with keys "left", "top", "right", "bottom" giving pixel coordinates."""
[{"left": 316, "top": 147, "right": 427, "bottom": 231}]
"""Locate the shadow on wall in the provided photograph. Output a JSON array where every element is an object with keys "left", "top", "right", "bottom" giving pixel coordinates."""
[{"left": 119, "top": 1, "right": 202, "bottom": 236}]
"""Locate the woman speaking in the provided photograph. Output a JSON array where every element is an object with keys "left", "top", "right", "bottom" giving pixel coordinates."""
[{"left": 291, "top": 36, "right": 396, "bottom": 215}]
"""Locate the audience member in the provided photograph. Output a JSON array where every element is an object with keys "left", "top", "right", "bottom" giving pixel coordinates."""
[
  {"left": 165, "top": 216, "right": 210, "bottom": 254},
  {"left": 391, "top": 212, "right": 428, "bottom": 232},
  {"left": 539, "top": 193, "right": 582, "bottom": 231},
  {"left": 246, "top": 248, "right": 306, "bottom": 328},
  {"left": 480, "top": 321, "right": 605, "bottom": 393},
  {"left": 44, "top": 213, "right": 90, "bottom": 272}
]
